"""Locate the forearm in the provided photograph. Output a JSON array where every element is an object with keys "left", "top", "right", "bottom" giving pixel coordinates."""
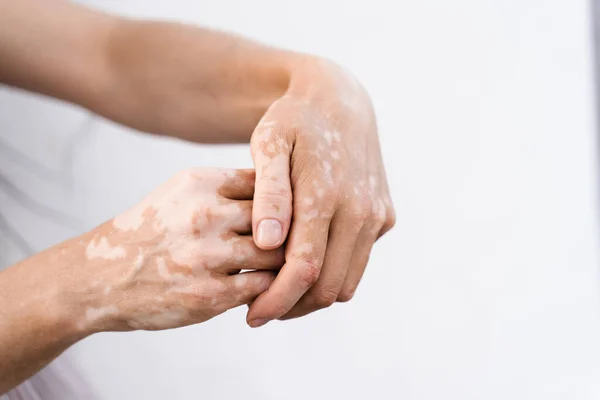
[
  {"left": 0, "top": 0, "right": 115, "bottom": 109},
  {"left": 0, "top": 239, "right": 89, "bottom": 394},
  {"left": 98, "top": 19, "right": 295, "bottom": 143},
  {"left": 0, "top": 0, "right": 298, "bottom": 143}
]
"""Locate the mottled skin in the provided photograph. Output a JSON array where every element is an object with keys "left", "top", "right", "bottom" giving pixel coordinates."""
[
  {"left": 248, "top": 60, "right": 395, "bottom": 323},
  {"left": 0, "top": 168, "right": 282, "bottom": 390},
  {"left": 81, "top": 168, "right": 284, "bottom": 332},
  {"left": 0, "top": 0, "right": 396, "bottom": 392}
]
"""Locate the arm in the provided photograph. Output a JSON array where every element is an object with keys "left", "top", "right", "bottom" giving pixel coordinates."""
[
  {"left": 0, "top": 168, "right": 283, "bottom": 393},
  {"left": 0, "top": 240, "right": 88, "bottom": 393},
  {"left": 0, "top": 0, "right": 291, "bottom": 143},
  {"left": 0, "top": 0, "right": 396, "bottom": 326}
]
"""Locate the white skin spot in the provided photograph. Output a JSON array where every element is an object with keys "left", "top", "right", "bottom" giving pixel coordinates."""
[
  {"left": 86, "top": 237, "right": 127, "bottom": 260},
  {"left": 303, "top": 197, "right": 314, "bottom": 206},
  {"left": 353, "top": 187, "right": 360, "bottom": 196},
  {"left": 127, "top": 308, "right": 190, "bottom": 330},
  {"left": 258, "top": 152, "right": 288, "bottom": 178},
  {"left": 266, "top": 143, "right": 276, "bottom": 153},
  {"left": 79, "top": 306, "right": 119, "bottom": 329},
  {"left": 170, "top": 273, "right": 188, "bottom": 285},
  {"left": 296, "top": 243, "right": 313, "bottom": 256},
  {"left": 322, "top": 161, "right": 332, "bottom": 178},
  {"left": 333, "top": 131, "right": 341, "bottom": 142},
  {"left": 276, "top": 137, "right": 287, "bottom": 149},
  {"left": 331, "top": 150, "right": 340, "bottom": 160},
  {"left": 261, "top": 120, "right": 278, "bottom": 128},
  {"left": 113, "top": 171, "right": 238, "bottom": 267},
  {"left": 91, "top": 279, "right": 102, "bottom": 288},
  {"left": 103, "top": 286, "right": 112, "bottom": 295},
  {"left": 157, "top": 257, "right": 171, "bottom": 280},
  {"left": 302, "top": 209, "right": 319, "bottom": 222},
  {"left": 235, "top": 273, "right": 248, "bottom": 289},
  {"left": 376, "top": 199, "right": 386, "bottom": 220},
  {"left": 324, "top": 131, "right": 333, "bottom": 146},
  {"left": 316, "top": 188, "right": 326, "bottom": 198},
  {"left": 369, "top": 176, "right": 377, "bottom": 193},
  {"left": 133, "top": 248, "right": 145, "bottom": 273},
  {"left": 259, "top": 127, "right": 274, "bottom": 142}
]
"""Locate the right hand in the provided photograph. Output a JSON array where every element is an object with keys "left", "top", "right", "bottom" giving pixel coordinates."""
[{"left": 70, "top": 168, "right": 284, "bottom": 333}]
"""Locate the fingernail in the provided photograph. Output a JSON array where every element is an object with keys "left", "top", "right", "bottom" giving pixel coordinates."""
[
  {"left": 249, "top": 318, "right": 269, "bottom": 328},
  {"left": 257, "top": 219, "right": 282, "bottom": 247}
]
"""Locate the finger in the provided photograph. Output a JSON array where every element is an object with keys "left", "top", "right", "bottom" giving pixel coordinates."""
[
  {"left": 279, "top": 209, "right": 362, "bottom": 320},
  {"left": 246, "top": 191, "right": 335, "bottom": 327},
  {"left": 377, "top": 197, "right": 396, "bottom": 239},
  {"left": 217, "top": 271, "right": 277, "bottom": 312},
  {"left": 221, "top": 200, "right": 253, "bottom": 234},
  {"left": 338, "top": 224, "right": 378, "bottom": 302},
  {"left": 219, "top": 169, "right": 256, "bottom": 200},
  {"left": 250, "top": 119, "right": 293, "bottom": 250},
  {"left": 219, "top": 236, "right": 286, "bottom": 272}
]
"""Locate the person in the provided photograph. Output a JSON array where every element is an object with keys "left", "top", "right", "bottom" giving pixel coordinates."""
[{"left": 0, "top": 0, "right": 396, "bottom": 394}]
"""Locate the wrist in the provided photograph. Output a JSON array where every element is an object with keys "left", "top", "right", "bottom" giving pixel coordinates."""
[
  {"left": 54, "top": 227, "right": 125, "bottom": 335},
  {"left": 0, "top": 243, "right": 91, "bottom": 352},
  {"left": 95, "top": 20, "right": 296, "bottom": 142}
]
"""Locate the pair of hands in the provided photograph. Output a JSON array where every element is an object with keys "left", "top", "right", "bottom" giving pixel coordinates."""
[{"left": 76, "top": 57, "right": 395, "bottom": 333}]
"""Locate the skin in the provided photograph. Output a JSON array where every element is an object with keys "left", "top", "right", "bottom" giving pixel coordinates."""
[
  {"left": 0, "top": 168, "right": 283, "bottom": 392},
  {"left": 0, "top": 0, "right": 396, "bottom": 392}
]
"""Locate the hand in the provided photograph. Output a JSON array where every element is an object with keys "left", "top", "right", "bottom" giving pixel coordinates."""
[
  {"left": 247, "top": 57, "right": 396, "bottom": 326},
  {"left": 70, "top": 168, "right": 284, "bottom": 333}
]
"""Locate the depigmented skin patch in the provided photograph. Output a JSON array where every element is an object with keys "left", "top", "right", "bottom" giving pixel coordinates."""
[
  {"left": 245, "top": 57, "right": 396, "bottom": 323},
  {"left": 73, "top": 168, "right": 284, "bottom": 333},
  {"left": 86, "top": 237, "right": 126, "bottom": 260}
]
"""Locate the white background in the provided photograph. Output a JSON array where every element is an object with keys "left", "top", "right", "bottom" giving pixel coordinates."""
[{"left": 1, "top": 0, "right": 599, "bottom": 399}]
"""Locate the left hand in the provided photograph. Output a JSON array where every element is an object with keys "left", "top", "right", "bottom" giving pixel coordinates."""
[{"left": 247, "top": 57, "right": 396, "bottom": 326}]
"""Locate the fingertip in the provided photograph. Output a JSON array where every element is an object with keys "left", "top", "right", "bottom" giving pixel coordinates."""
[
  {"left": 247, "top": 318, "right": 269, "bottom": 328},
  {"left": 255, "top": 219, "right": 283, "bottom": 249},
  {"left": 245, "top": 295, "right": 268, "bottom": 327}
]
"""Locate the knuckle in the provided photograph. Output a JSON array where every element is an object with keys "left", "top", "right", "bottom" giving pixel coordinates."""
[
  {"left": 352, "top": 195, "right": 373, "bottom": 223},
  {"left": 382, "top": 208, "right": 397, "bottom": 234},
  {"left": 256, "top": 176, "right": 291, "bottom": 204},
  {"left": 373, "top": 211, "right": 387, "bottom": 228},
  {"left": 337, "top": 286, "right": 356, "bottom": 303},
  {"left": 312, "top": 201, "right": 336, "bottom": 222},
  {"left": 296, "top": 259, "right": 322, "bottom": 290},
  {"left": 376, "top": 203, "right": 397, "bottom": 238},
  {"left": 189, "top": 288, "right": 218, "bottom": 310},
  {"left": 311, "top": 287, "right": 339, "bottom": 308}
]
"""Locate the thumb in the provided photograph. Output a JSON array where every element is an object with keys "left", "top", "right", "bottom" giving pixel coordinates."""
[{"left": 250, "top": 121, "right": 293, "bottom": 250}]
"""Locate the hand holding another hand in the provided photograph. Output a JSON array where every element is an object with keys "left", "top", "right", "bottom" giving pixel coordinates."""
[
  {"left": 69, "top": 168, "right": 283, "bottom": 333},
  {"left": 247, "top": 58, "right": 396, "bottom": 325}
]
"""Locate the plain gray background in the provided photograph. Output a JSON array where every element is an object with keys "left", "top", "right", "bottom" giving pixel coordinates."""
[{"left": 1, "top": 0, "right": 599, "bottom": 399}]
